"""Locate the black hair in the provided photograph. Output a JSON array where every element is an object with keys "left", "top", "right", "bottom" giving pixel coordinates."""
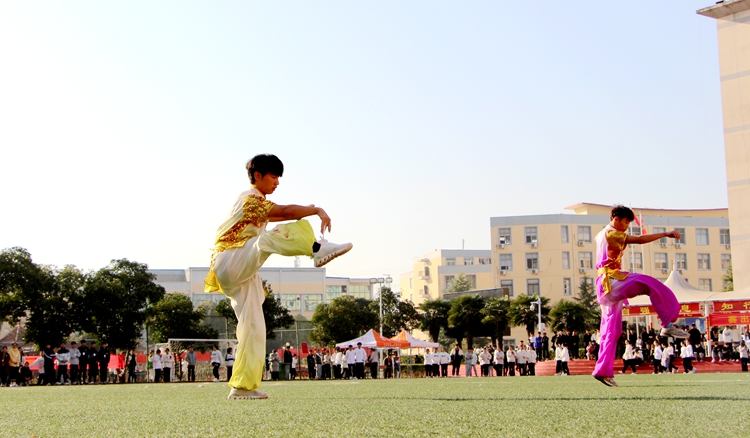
[
  {"left": 246, "top": 154, "right": 284, "bottom": 183},
  {"left": 610, "top": 205, "right": 635, "bottom": 221}
]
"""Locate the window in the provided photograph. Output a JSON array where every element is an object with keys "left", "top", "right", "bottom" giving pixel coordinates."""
[
  {"left": 444, "top": 275, "right": 455, "bottom": 290},
  {"left": 578, "top": 252, "right": 593, "bottom": 269},
  {"left": 464, "top": 258, "right": 474, "bottom": 266},
  {"left": 578, "top": 226, "right": 592, "bottom": 243},
  {"left": 305, "top": 294, "right": 323, "bottom": 311},
  {"left": 561, "top": 225, "right": 569, "bottom": 244},
  {"left": 696, "top": 228, "right": 709, "bottom": 246},
  {"left": 280, "top": 294, "right": 300, "bottom": 311},
  {"left": 583, "top": 276, "right": 594, "bottom": 291},
  {"left": 527, "top": 279, "right": 540, "bottom": 296},
  {"left": 478, "top": 258, "right": 491, "bottom": 265},
  {"left": 698, "top": 279, "right": 712, "bottom": 291},
  {"left": 349, "top": 285, "right": 371, "bottom": 299},
  {"left": 498, "top": 228, "right": 512, "bottom": 245},
  {"left": 326, "top": 285, "right": 344, "bottom": 301},
  {"left": 629, "top": 225, "right": 641, "bottom": 236},
  {"left": 562, "top": 251, "right": 570, "bottom": 270},
  {"left": 526, "top": 253, "right": 539, "bottom": 270},
  {"left": 446, "top": 258, "right": 456, "bottom": 266},
  {"left": 424, "top": 285, "right": 430, "bottom": 296},
  {"left": 500, "top": 280, "right": 513, "bottom": 297},
  {"left": 629, "top": 252, "right": 643, "bottom": 271},
  {"left": 563, "top": 278, "right": 572, "bottom": 296},
  {"left": 720, "top": 229, "right": 731, "bottom": 246},
  {"left": 697, "top": 253, "right": 711, "bottom": 270},
  {"left": 653, "top": 227, "right": 667, "bottom": 244},
  {"left": 499, "top": 254, "right": 513, "bottom": 271},
  {"left": 721, "top": 253, "right": 732, "bottom": 270},
  {"left": 654, "top": 253, "right": 668, "bottom": 270},
  {"left": 675, "top": 228, "right": 686, "bottom": 245},
  {"left": 676, "top": 253, "right": 687, "bottom": 270},
  {"left": 424, "top": 266, "right": 430, "bottom": 277},
  {"left": 466, "top": 275, "right": 477, "bottom": 289},
  {"left": 525, "top": 227, "right": 538, "bottom": 244}
]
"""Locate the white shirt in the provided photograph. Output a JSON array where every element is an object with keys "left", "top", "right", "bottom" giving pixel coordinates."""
[
  {"left": 353, "top": 347, "right": 367, "bottom": 363},
  {"left": 622, "top": 345, "right": 634, "bottom": 361},
  {"left": 439, "top": 352, "right": 450, "bottom": 365},
  {"left": 334, "top": 352, "right": 342, "bottom": 366},
  {"left": 153, "top": 354, "right": 162, "bottom": 370},
  {"left": 345, "top": 349, "right": 356, "bottom": 365},
  {"left": 465, "top": 352, "right": 477, "bottom": 365},
  {"left": 291, "top": 357, "right": 297, "bottom": 368},
  {"left": 516, "top": 350, "right": 527, "bottom": 364},
  {"left": 559, "top": 347, "right": 570, "bottom": 362},
  {"left": 162, "top": 353, "right": 174, "bottom": 368},
  {"left": 424, "top": 353, "right": 433, "bottom": 365},
  {"left": 505, "top": 350, "right": 516, "bottom": 363},
  {"left": 494, "top": 350, "right": 504, "bottom": 364},
  {"left": 69, "top": 348, "right": 80, "bottom": 365},
  {"left": 653, "top": 345, "right": 663, "bottom": 360},
  {"left": 680, "top": 345, "right": 694, "bottom": 359},
  {"left": 226, "top": 353, "right": 235, "bottom": 367},
  {"left": 723, "top": 329, "right": 733, "bottom": 343},
  {"left": 210, "top": 350, "right": 223, "bottom": 365},
  {"left": 479, "top": 351, "right": 492, "bottom": 365},
  {"left": 527, "top": 350, "right": 537, "bottom": 363}
]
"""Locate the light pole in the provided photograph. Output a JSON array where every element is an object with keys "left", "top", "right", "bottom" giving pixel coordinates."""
[
  {"left": 529, "top": 295, "right": 543, "bottom": 333},
  {"left": 369, "top": 276, "right": 393, "bottom": 336}
]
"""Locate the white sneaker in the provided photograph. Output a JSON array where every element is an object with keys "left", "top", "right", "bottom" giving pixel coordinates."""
[
  {"left": 660, "top": 326, "right": 690, "bottom": 339},
  {"left": 689, "top": 369, "right": 696, "bottom": 374},
  {"left": 213, "top": 378, "right": 219, "bottom": 382},
  {"left": 313, "top": 238, "right": 353, "bottom": 268}
]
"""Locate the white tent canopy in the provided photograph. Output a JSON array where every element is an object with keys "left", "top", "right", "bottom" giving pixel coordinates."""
[
  {"left": 627, "top": 262, "right": 715, "bottom": 306},
  {"left": 390, "top": 330, "right": 439, "bottom": 349},
  {"left": 334, "top": 329, "right": 410, "bottom": 349}
]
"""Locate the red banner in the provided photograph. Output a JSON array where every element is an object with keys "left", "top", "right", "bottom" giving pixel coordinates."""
[
  {"left": 623, "top": 302, "right": 702, "bottom": 317},
  {"left": 713, "top": 300, "right": 750, "bottom": 312},
  {"left": 708, "top": 313, "right": 750, "bottom": 326}
]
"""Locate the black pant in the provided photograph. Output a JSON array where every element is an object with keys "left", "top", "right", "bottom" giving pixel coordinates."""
[
  {"left": 227, "top": 366, "right": 233, "bottom": 381},
  {"left": 89, "top": 364, "right": 98, "bottom": 383},
  {"left": 506, "top": 363, "right": 515, "bottom": 376},
  {"left": 481, "top": 364, "right": 490, "bottom": 377},
  {"left": 70, "top": 365, "right": 79, "bottom": 383},
  {"left": 493, "top": 364, "right": 503, "bottom": 376},
  {"left": 441, "top": 364, "right": 448, "bottom": 377},
  {"left": 212, "top": 364, "right": 220, "bottom": 380},
  {"left": 155, "top": 369, "right": 162, "bottom": 382},
  {"left": 187, "top": 365, "right": 195, "bottom": 382},
  {"left": 528, "top": 362, "right": 536, "bottom": 376},
  {"left": 100, "top": 364, "right": 108, "bottom": 383},
  {"left": 44, "top": 364, "right": 56, "bottom": 385},
  {"left": 741, "top": 357, "right": 748, "bottom": 372},
  {"left": 163, "top": 367, "right": 171, "bottom": 382},
  {"left": 683, "top": 358, "right": 692, "bottom": 372},
  {"left": 57, "top": 365, "right": 69, "bottom": 384},
  {"left": 333, "top": 365, "right": 341, "bottom": 379},
  {"left": 621, "top": 359, "right": 636, "bottom": 373},
  {"left": 370, "top": 363, "right": 378, "bottom": 379},
  {"left": 452, "top": 363, "right": 461, "bottom": 376},
  {"left": 78, "top": 363, "right": 87, "bottom": 383},
  {"left": 355, "top": 363, "right": 364, "bottom": 379}
]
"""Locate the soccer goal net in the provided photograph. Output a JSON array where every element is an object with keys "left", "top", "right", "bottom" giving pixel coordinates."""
[{"left": 151, "top": 338, "right": 238, "bottom": 382}]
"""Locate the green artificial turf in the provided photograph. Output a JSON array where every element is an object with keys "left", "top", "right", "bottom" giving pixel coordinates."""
[{"left": 1, "top": 374, "right": 748, "bottom": 437}]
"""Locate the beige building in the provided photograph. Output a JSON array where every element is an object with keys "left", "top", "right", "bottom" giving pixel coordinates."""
[
  {"left": 491, "top": 203, "right": 731, "bottom": 302},
  {"left": 150, "top": 267, "right": 373, "bottom": 320},
  {"left": 698, "top": 0, "right": 750, "bottom": 290},
  {"left": 399, "top": 249, "right": 493, "bottom": 307}
]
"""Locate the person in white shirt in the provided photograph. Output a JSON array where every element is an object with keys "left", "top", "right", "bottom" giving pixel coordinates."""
[
  {"left": 290, "top": 354, "right": 298, "bottom": 380},
  {"left": 620, "top": 341, "right": 636, "bottom": 374},
  {"left": 210, "top": 346, "right": 223, "bottom": 382},
  {"left": 439, "top": 347, "right": 450, "bottom": 377},
  {"left": 424, "top": 349, "right": 433, "bottom": 378},
  {"left": 353, "top": 342, "right": 367, "bottom": 380},
  {"left": 493, "top": 348, "right": 504, "bottom": 377},
  {"left": 560, "top": 343, "right": 570, "bottom": 375},
  {"left": 505, "top": 347, "right": 516, "bottom": 376},
  {"left": 226, "top": 348, "right": 236, "bottom": 381},
  {"left": 738, "top": 341, "right": 749, "bottom": 372},
  {"left": 333, "top": 348, "right": 342, "bottom": 379},
  {"left": 153, "top": 350, "right": 163, "bottom": 382},
  {"left": 479, "top": 347, "right": 492, "bottom": 377},
  {"left": 527, "top": 346, "right": 537, "bottom": 376},
  {"left": 344, "top": 345, "right": 356, "bottom": 380},
  {"left": 516, "top": 346, "right": 527, "bottom": 376},
  {"left": 652, "top": 342, "right": 663, "bottom": 374},
  {"left": 464, "top": 349, "right": 477, "bottom": 377},
  {"left": 68, "top": 341, "right": 81, "bottom": 386},
  {"left": 680, "top": 341, "right": 695, "bottom": 374},
  {"left": 367, "top": 349, "right": 378, "bottom": 379},
  {"left": 162, "top": 348, "right": 174, "bottom": 383}
]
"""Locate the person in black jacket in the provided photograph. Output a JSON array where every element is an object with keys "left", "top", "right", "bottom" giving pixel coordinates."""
[
  {"left": 88, "top": 342, "right": 98, "bottom": 384},
  {"left": 450, "top": 344, "right": 463, "bottom": 376},
  {"left": 42, "top": 344, "right": 56, "bottom": 386},
  {"left": 78, "top": 340, "right": 89, "bottom": 384},
  {"left": 99, "top": 343, "right": 110, "bottom": 384}
]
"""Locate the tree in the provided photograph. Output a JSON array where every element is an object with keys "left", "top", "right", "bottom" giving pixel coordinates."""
[
  {"left": 0, "top": 247, "right": 81, "bottom": 348},
  {"left": 147, "top": 293, "right": 218, "bottom": 343},
  {"left": 418, "top": 299, "right": 451, "bottom": 343},
  {"left": 368, "top": 288, "right": 421, "bottom": 338},
  {"left": 723, "top": 262, "right": 733, "bottom": 291},
  {"left": 78, "top": 259, "right": 165, "bottom": 350},
  {"left": 309, "top": 295, "right": 378, "bottom": 346},
  {"left": 573, "top": 275, "right": 601, "bottom": 328},
  {"left": 447, "top": 273, "right": 473, "bottom": 293},
  {"left": 481, "top": 296, "right": 510, "bottom": 348},
  {"left": 447, "top": 294, "right": 485, "bottom": 349},
  {"left": 549, "top": 299, "right": 591, "bottom": 334},
  {"left": 508, "top": 295, "right": 551, "bottom": 337},
  {"left": 215, "top": 279, "right": 294, "bottom": 339}
]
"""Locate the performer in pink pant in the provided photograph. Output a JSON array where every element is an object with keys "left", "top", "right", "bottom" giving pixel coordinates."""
[{"left": 592, "top": 206, "right": 689, "bottom": 387}]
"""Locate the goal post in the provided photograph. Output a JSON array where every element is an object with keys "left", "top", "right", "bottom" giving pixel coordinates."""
[{"left": 156, "top": 338, "right": 238, "bottom": 382}]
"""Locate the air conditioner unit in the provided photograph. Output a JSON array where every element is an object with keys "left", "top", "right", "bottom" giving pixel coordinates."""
[
  {"left": 660, "top": 243, "right": 667, "bottom": 248},
  {"left": 674, "top": 243, "right": 682, "bottom": 249},
  {"left": 725, "top": 244, "right": 731, "bottom": 250},
  {"left": 577, "top": 240, "right": 584, "bottom": 247},
  {"left": 497, "top": 243, "right": 505, "bottom": 249},
  {"left": 579, "top": 268, "right": 586, "bottom": 274},
  {"left": 531, "top": 240, "right": 538, "bottom": 248},
  {"left": 531, "top": 269, "right": 539, "bottom": 274},
  {"left": 499, "top": 270, "right": 507, "bottom": 276},
  {"left": 499, "top": 238, "right": 506, "bottom": 245},
  {"left": 419, "top": 275, "right": 429, "bottom": 280},
  {"left": 662, "top": 269, "right": 669, "bottom": 274},
  {"left": 419, "top": 258, "right": 430, "bottom": 263}
]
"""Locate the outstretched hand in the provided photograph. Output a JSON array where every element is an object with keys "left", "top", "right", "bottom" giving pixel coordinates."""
[
  {"left": 667, "top": 230, "right": 681, "bottom": 240},
  {"left": 317, "top": 208, "right": 331, "bottom": 234}
]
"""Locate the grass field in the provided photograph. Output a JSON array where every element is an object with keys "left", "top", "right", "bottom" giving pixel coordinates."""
[{"left": 1, "top": 374, "right": 748, "bottom": 438}]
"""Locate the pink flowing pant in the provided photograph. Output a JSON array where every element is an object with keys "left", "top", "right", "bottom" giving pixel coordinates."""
[{"left": 593, "top": 273, "right": 680, "bottom": 378}]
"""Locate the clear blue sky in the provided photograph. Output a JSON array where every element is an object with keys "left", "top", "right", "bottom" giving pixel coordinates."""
[{"left": 0, "top": 1, "right": 727, "bottom": 283}]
